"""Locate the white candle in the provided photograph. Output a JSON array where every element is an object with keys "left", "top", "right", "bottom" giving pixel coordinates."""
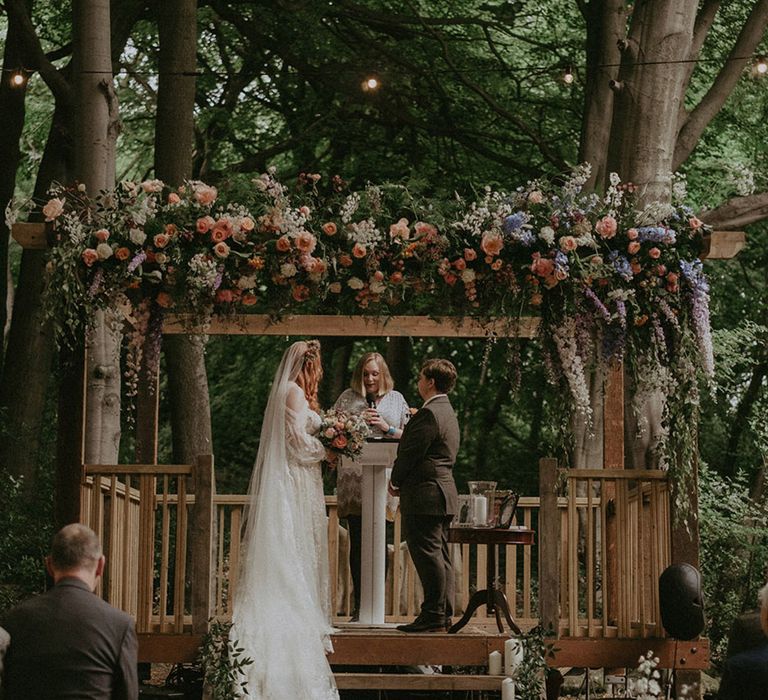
[
  {"left": 502, "top": 677, "right": 516, "bottom": 700},
  {"left": 488, "top": 650, "right": 503, "bottom": 675},
  {"left": 504, "top": 637, "right": 524, "bottom": 676},
  {"left": 472, "top": 494, "right": 488, "bottom": 526}
]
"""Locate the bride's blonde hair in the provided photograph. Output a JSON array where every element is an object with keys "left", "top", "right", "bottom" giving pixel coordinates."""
[{"left": 296, "top": 340, "right": 322, "bottom": 411}]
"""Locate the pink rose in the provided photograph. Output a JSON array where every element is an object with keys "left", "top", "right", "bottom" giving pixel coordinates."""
[
  {"left": 196, "top": 216, "right": 215, "bottom": 234},
  {"left": 81, "top": 248, "right": 98, "bottom": 266},
  {"left": 480, "top": 231, "right": 503, "bottom": 257},
  {"left": 276, "top": 236, "right": 291, "bottom": 252},
  {"left": 94, "top": 228, "right": 110, "bottom": 242},
  {"left": 559, "top": 235, "right": 577, "bottom": 252},
  {"left": 531, "top": 254, "right": 555, "bottom": 278},
  {"left": 352, "top": 243, "right": 367, "bottom": 259},
  {"left": 389, "top": 217, "right": 410, "bottom": 240},
  {"left": 213, "top": 241, "right": 230, "bottom": 258},
  {"left": 595, "top": 215, "right": 617, "bottom": 239},
  {"left": 628, "top": 241, "right": 641, "bottom": 255},
  {"left": 141, "top": 179, "right": 163, "bottom": 193},
  {"left": 528, "top": 190, "right": 544, "bottom": 204},
  {"left": 390, "top": 271, "right": 403, "bottom": 284},
  {"left": 194, "top": 184, "right": 218, "bottom": 206},
  {"left": 648, "top": 247, "right": 661, "bottom": 259},
  {"left": 211, "top": 219, "right": 233, "bottom": 242},
  {"left": 332, "top": 435, "right": 348, "bottom": 449},
  {"left": 42, "top": 197, "right": 65, "bottom": 221},
  {"left": 627, "top": 228, "right": 639, "bottom": 240},
  {"left": 322, "top": 222, "right": 337, "bottom": 236},
  {"left": 156, "top": 292, "right": 174, "bottom": 308},
  {"left": 167, "top": 192, "right": 181, "bottom": 205},
  {"left": 216, "top": 289, "right": 234, "bottom": 304},
  {"left": 295, "top": 231, "right": 317, "bottom": 254},
  {"left": 240, "top": 217, "right": 255, "bottom": 232},
  {"left": 414, "top": 221, "right": 438, "bottom": 240},
  {"left": 689, "top": 216, "right": 703, "bottom": 230},
  {"left": 464, "top": 248, "right": 477, "bottom": 261},
  {"left": 299, "top": 205, "right": 311, "bottom": 218},
  {"left": 491, "top": 259, "right": 503, "bottom": 272},
  {"left": 453, "top": 257, "right": 467, "bottom": 271}
]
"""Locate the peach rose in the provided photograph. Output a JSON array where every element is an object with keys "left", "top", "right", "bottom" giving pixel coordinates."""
[
  {"left": 656, "top": 264, "right": 667, "bottom": 276},
  {"left": 322, "top": 222, "right": 337, "bottom": 236},
  {"left": 241, "top": 293, "right": 258, "bottom": 306},
  {"left": 213, "top": 241, "right": 230, "bottom": 258},
  {"left": 444, "top": 273, "right": 457, "bottom": 286},
  {"left": 630, "top": 261, "right": 641, "bottom": 275},
  {"left": 276, "top": 236, "right": 291, "bottom": 252},
  {"left": 559, "top": 235, "right": 577, "bottom": 252},
  {"left": 216, "top": 289, "right": 234, "bottom": 304},
  {"left": 167, "top": 192, "right": 181, "bottom": 205},
  {"left": 141, "top": 179, "right": 163, "bottom": 193},
  {"left": 480, "top": 231, "right": 503, "bottom": 257},
  {"left": 154, "top": 233, "right": 170, "bottom": 249},
  {"left": 295, "top": 231, "right": 317, "bottom": 254},
  {"left": 194, "top": 184, "right": 218, "bottom": 206},
  {"left": 554, "top": 268, "right": 568, "bottom": 281},
  {"left": 627, "top": 228, "right": 639, "bottom": 240},
  {"left": 352, "top": 243, "right": 367, "bottom": 259},
  {"left": 291, "top": 284, "right": 310, "bottom": 302},
  {"left": 373, "top": 270, "right": 385, "bottom": 281},
  {"left": 590, "top": 255, "right": 603, "bottom": 266},
  {"left": 528, "top": 190, "right": 544, "bottom": 204},
  {"left": 531, "top": 255, "right": 555, "bottom": 278},
  {"left": 530, "top": 292, "right": 543, "bottom": 306},
  {"left": 196, "top": 216, "right": 215, "bottom": 234},
  {"left": 628, "top": 241, "right": 641, "bottom": 255},
  {"left": 81, "top": 248, "right": 98, "bottom": 266},
  {"left": 329, "top": 282, "right": 342, "bottom": 294},
  {"left": 156, "top": 292, "right": 174, "bottom": 308},
  {"left": 339, "top": 254, "right": 353, "bottom": 267},
  {"left": 94, "top": 228, "right": 110, "bottom": 242},
  {"left": 211, "top": 219, "right": 233, "bottom": 243},
  {"left": 390, "top": 271, "right": 403, "bottom": 284},
  {"left": 648, "top": 247, "right": 661, "bottom": 259},
  {"left": 453, "top": 257, "right": 467, "bottom": 271},
  {"left": 595, "top": 215, "right": 617, "bottom": 239},
  {"left": 42, "top": 197, "right": 65, "bottom": 221},
  {"left": 240, "top": 216, "right": 255, "bottom": 232},
  {"left": 491, "top": 259, "right": 503, "bottom": 272},
  {"left": 115, "top": 247, "right": 131, "bottom": 261},
  {"left": 299, "top": 205, "right": 311, "bottom": 218},
  {"left": 666, "top": 272, "right": 679, "bottom": 284},
  {"left": 332, "top": 434, "right": 348, "bottom": 449},
  {"left": 689, "top": 216, "right": 703, "bottom": 229},
  {"left": 414, "top": 221, "right": 438, "bottom": 239},
  {"left": 634, "top": 314, "right": 649, "bottom": 327},
  {"left": 464, "top": 248, "right": 477, "bottom": 261}
]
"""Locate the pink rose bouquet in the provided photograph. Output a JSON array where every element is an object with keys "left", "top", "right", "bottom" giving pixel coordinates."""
[{"left": 317, "top": 409, "right": 371, "bottom": 459}]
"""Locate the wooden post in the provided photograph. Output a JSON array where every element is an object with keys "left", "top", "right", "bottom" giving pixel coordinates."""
[
  {"left": 603, "top": 361, "right": 624, "bottom": 627},
  {"left": 538, "top": 457, "right": 560, "bottom": 637},
  {"left": 191, "top": 454, "right": 215, "bottom": 633}
]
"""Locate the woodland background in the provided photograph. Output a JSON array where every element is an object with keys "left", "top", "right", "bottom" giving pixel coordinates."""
[{"left": 0, "top": 0, "right": 767, "bottom": 664}]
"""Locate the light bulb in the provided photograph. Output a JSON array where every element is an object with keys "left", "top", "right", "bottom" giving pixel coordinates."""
[
  {"left": 563, "top": 67, "right": 575, "bottom": 85},
  {"left": 361, "top": 76, "right": 380, "bottom": 92},
  {"left": 755, "top": 56, "right": 768, "bottom": 75},
  {"left": 10, "top": 72, "right": 26, "bottom": 87}
]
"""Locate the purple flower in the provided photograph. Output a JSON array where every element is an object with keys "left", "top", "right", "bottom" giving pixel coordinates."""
[
  {"left": 127, "top": 251, "right": 146, "bottom": 273},
  {"left": 679, "top": 259, "right": 714, "bottom": 375},
  {"left": 503, "top": 212, "right": 527, "bottom": 234},
  {"left": 636, "top": 226, "right": 676, "bottom": 245},
  {"left": 88, "top": 268, "right": 104, "bottom": 298},
  {"left": 608, "top": 251, "right": 633, "bottom": 281},
  {"left": 584, "top": 286, "right": 611, "bottom": 323}
]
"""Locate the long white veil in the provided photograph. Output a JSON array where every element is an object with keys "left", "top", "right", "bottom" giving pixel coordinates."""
[{"left": 231, "top": 341, "right": 337, "bottom": 699}]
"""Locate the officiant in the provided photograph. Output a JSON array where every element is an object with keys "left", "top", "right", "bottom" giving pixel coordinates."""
[{"left": 333, "top": 351, "right": 410, "bottom": 620}]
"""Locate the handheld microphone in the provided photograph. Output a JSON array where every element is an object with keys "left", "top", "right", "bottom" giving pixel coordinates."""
[{"left": 365, "top": 393, "right": 377, "bottom": 409}]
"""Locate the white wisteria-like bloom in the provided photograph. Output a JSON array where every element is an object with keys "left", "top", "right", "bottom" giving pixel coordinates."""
[
  {"left": 340, "top": 192, "right": 361, "bottom": 224},
  {"left": 188, "top": 253, "right": 219, "bottom": 291},
  {"left": 346, "top": 218, "right": 383, "bottom": 246}
]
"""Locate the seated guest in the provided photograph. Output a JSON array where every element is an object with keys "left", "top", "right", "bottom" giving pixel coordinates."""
[
  {"left": 0, "top": 523, "right": 138, "bottom": 699},
  {"left": 717, "top": 581, "right": 768, "bottom": 699},
  {"left": 333, "top": 351, "right": 410, "bottom": 620}
]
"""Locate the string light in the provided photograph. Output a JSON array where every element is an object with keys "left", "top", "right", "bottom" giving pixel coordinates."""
[
  {"left": 563, "top": 66, "right": 575, "bottom": 85},
  {"left": 754, "top": 56, "right": 768, "bottom": 76},
  {"left": 10, "top": 71, "right": 26, "bottom": 88},
  {"left": 361, "top": 76, "right": 380, "bottom": 92}
]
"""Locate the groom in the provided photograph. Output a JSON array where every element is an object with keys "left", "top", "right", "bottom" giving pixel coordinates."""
[{"left": 389, "top": 358, "right": 459, "bottom": 633}]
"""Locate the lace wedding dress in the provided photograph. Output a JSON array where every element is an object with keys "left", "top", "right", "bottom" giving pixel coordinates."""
[{"left": 231, "top": 343, "right": 338, "bottom": 700}]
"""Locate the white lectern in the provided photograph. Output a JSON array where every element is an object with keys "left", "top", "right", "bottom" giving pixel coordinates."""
[{"left": 345, "top": 439, "right": 398, "bottom": 626}]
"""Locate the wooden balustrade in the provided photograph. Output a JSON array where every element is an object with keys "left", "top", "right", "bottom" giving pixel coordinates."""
[{"left": 80, "top": 457, "right": 671, "bottom": 639}]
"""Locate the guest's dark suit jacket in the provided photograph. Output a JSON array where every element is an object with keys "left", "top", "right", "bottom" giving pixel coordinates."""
[
  {"left": 391, "top": 395, "right": 459, "bottom": 516},
  {"left": 0, "top": 577, "right": 138, "bottom": 700}
]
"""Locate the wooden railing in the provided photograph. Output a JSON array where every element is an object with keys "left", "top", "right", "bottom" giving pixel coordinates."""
[
  {"left": 80, "top": 456, "right": 215, "bottom": 634},
  {"left": 80, "top": 456, "right": 671, "bottom": 639}
]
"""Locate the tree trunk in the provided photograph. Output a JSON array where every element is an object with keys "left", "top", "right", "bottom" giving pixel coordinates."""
[
  {"left": 153, "top": 0, "right": 210, "bottom": 467},
  {"left": 0, "top": 1, "right": 31, "bottom": 371}
]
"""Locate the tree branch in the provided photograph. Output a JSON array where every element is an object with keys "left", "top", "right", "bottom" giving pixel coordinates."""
[
  {"left": 674, "top": 0, "right": 768, "bottom": 169},
  {"left": 4, "top": 0, "right": 72, "bottom": 105},
  {"left": 700, "top": 190, "right": 768, "bottom": 229}
]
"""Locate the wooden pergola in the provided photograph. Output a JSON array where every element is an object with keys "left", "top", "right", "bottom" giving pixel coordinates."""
[{"left": 12, "top": 222, "right": 744, "bottom": 688}]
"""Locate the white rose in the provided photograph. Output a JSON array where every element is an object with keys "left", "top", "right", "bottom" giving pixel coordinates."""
[
  {"left": 141, "top": 179, "right": 164, "bottom": 193},
  {"left": 280, "top": 263, "right": 297, "bottom": 278},
  {"left": 461, "top": 269, "right": 476, "bottom": 283},
  {"left": 96, "top": 242, "right": 113, "bottom": 260},
  {"left": 347, "top": 277, "right": 364, "bottom": 290},
  {"left": 539, "top": 226, "right": 556, "bottom": 245},
  {"left": 129, "top": 228, "right": 147, "bottom": 245},
  {"left": 369, "top": 280, "right": 386, "bottom": 294}
]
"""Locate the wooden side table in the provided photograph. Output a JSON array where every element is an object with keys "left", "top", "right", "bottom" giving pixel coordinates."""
[{"left": 447, "top": 527, "right": 535, "bottom": 634}]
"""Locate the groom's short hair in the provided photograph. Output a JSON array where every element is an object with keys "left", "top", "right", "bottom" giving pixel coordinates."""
[
  {"left": 421, "top": 359, "right": 457, "bottom": 393},
  {"left": 50, "top": 524, "right": 102, "bottom": 571}
]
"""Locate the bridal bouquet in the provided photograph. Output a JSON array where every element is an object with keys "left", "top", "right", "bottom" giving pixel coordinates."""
[{"left": 318, "top": 409, "right": 371, "bottom": 459}]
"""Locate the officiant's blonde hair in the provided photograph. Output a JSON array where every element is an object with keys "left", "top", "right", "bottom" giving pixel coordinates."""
[{"left": 351, "top": 352, "right": 394, "bottom": 397}]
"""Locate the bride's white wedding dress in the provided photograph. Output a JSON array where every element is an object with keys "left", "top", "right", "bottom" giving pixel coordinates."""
[{"left": 231, "top": 343, "right": 338, "bottom": 700}]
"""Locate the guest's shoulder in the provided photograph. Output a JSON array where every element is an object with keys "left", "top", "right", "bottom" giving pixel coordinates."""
[{"left": 388, "top": 390, "right": 408, "bottom": 405}]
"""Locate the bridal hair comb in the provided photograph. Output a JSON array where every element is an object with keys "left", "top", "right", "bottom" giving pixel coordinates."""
[{"left": 304, "top": 339, "right": 321, "bottom": 362}]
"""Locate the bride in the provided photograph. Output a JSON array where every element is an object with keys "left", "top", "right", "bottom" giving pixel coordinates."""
[{"left": 231, "top": 340, "right": 339, "bottom": 700}]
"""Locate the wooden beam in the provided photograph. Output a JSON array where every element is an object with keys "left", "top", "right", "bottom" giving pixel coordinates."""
[
  {"left": 190, "top": 455, "right": 215, "bottom": 634},
  {"left": 10, "top": 222, "right": 48, "bottom": 250},
  {"left": 538, "top": 457, "right": 560, "bottom": 637},
  {"left": 162, "top": 313, "right": 540, "bottom": 338},
  {"left": 137, "top": 632, "right": 709, "bottom": 669},
  {"left": 701, "top": 230, "right": 746, "bottom": 259},
  {"left": 334, "top": 674, "right": 505, "bottom": 690}
]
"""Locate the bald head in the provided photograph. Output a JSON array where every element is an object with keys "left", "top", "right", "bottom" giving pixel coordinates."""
[{"left": 48, "top": 524, "right": 104, "bottom": 587}]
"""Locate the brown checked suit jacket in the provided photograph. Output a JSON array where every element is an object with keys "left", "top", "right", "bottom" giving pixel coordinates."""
[{"left": 391, "top": 395, "right": 459, "bottom": 516}]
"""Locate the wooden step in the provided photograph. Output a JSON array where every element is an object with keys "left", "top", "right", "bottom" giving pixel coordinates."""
[{"left": 333, "top": 673, "right": 505, "bottom": 691}]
